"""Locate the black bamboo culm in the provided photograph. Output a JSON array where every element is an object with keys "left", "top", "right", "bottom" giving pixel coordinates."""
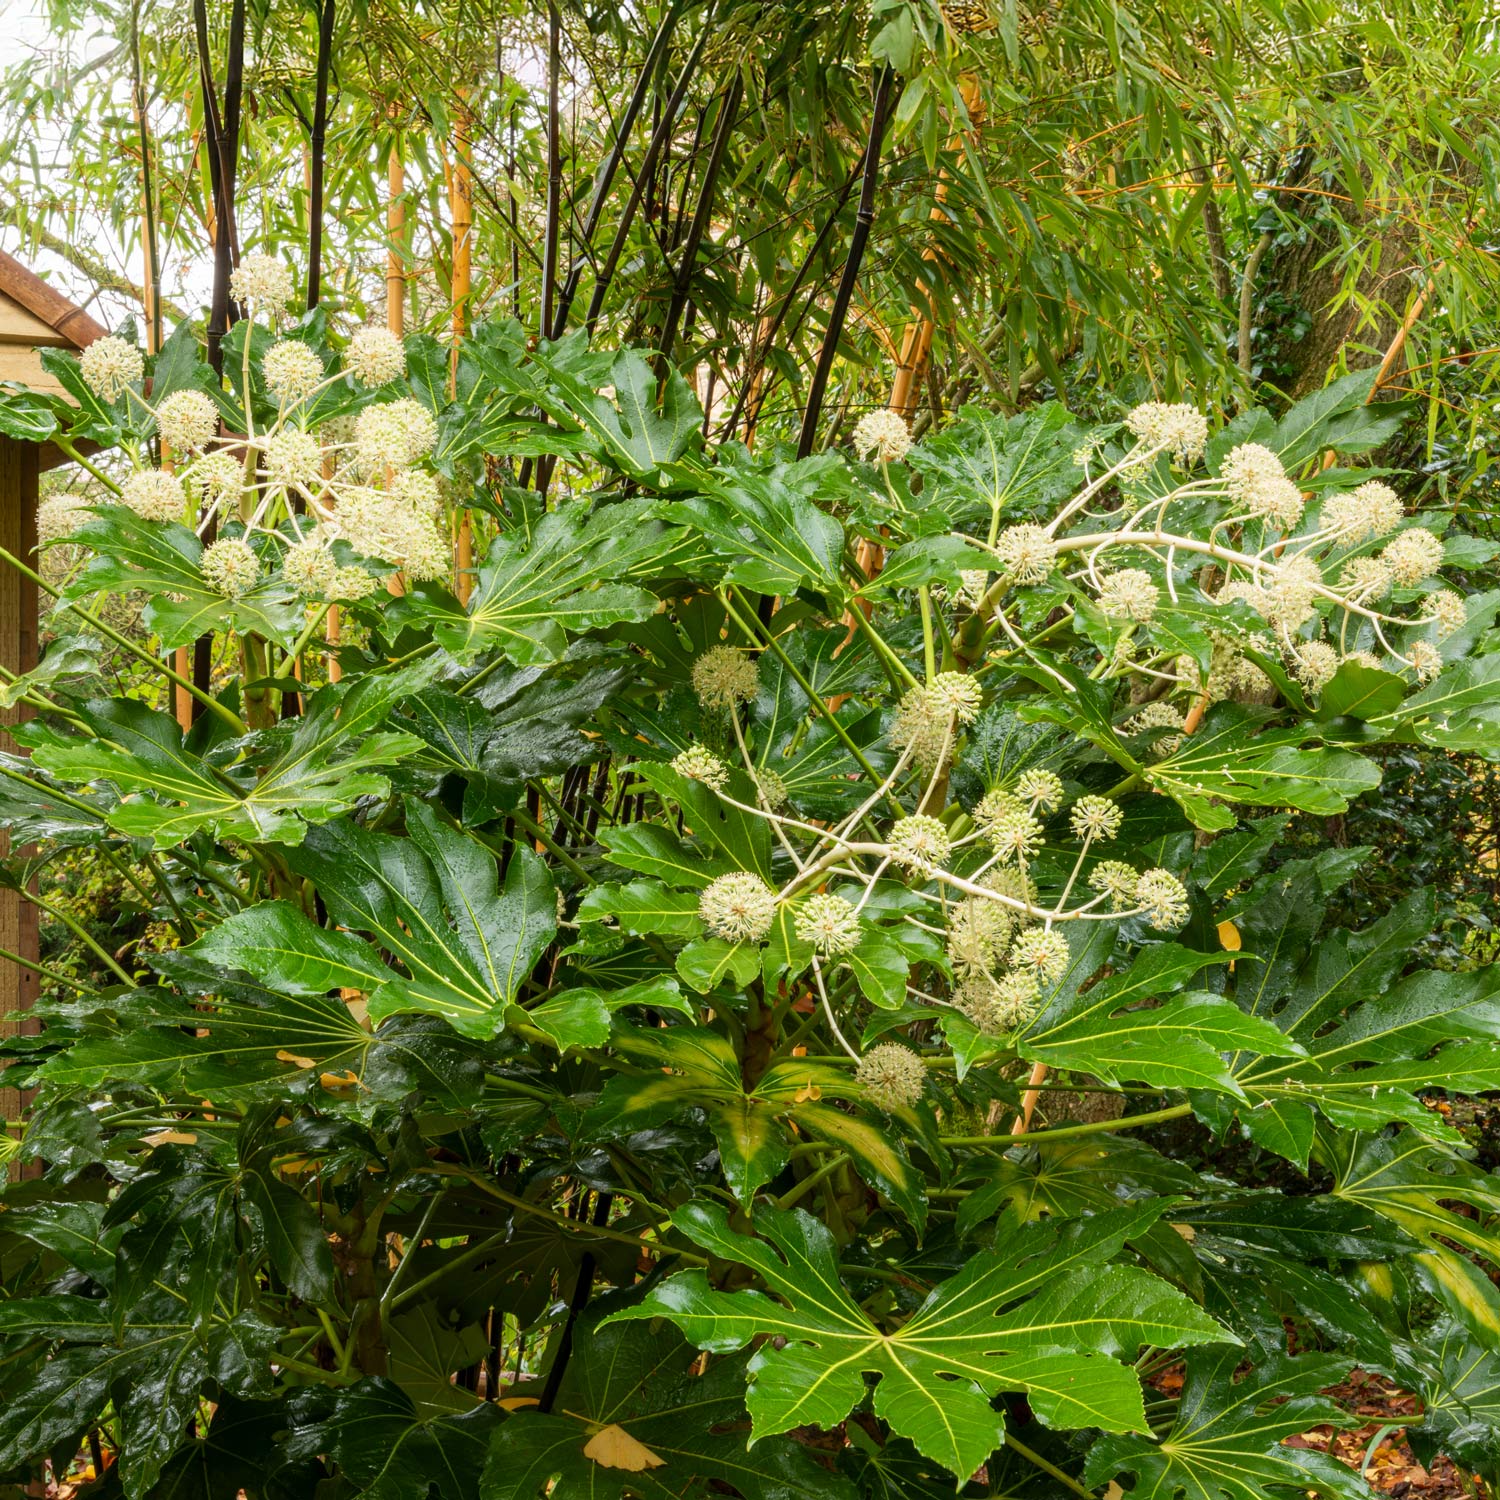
[
  {"left": 540, "top": 0, "right": 562, "bottom": 340},
  {"left": 129, "top": 0, "right": 161, "bottom": 356},
  {"left": 548, "top": 1, "right": 683, "bottom": 338},
  {"left": 535, "top": 1191, "right": 613, "bottom": 1415},
  {"left": 583, "top": 17, "right": 715, "bottom": 335},
  {"left": 796, "top": 65, "right": 896, "bottom": 459},
  {"left": 718, "top": 151, "right": 867, "bottom": 443},
  {"left": 657, "top": 73, "right": 742, "bottom": 370},
  {"left": 193, "top": 0, "right": 244, "bottom": 375},
  {"left": 305, "top": 0, "right": 335, "bottom": 310}
]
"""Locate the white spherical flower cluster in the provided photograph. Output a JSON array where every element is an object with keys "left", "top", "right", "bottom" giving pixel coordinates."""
[
  {"left": 186, "top": 451, "right": 243, "bottom": 506},
  {"left": 229, "top": 253, "right": 294, "bottom": 306},
  {"left": 988, "top": 803, "right": 1045, "bottom": 865},
  {"left": 888, "top": 814, "right": 952, "bottom": 875},
  {"left": 345, "top": 326, "right": 407, "bottom": 387},
  {"left": 200, "top": 537, "right": 260, "bottom": 598},
  {"left": 36, "top": 492, "right": 92, "bottom": 545},
  {"left": 264, "top": 429, "right": 324, "bottom": 492},
  {"left": 1088, "top": 859, "right": 1141, "bottom": 912},
  {"left": 1122, "top": 701, "right": 1185, "bottom": 758},
  {"left": 1069, "top": 794, "right": 1123, "bottom": 842},
  {"left": 1096, "top": 567, "right": 1160, "bottom": 623},
  {"left": 1343, "top": 649, "right": 1382, "bottom": 672},
  {"left": 282, "top": 539, "right": 339, "bottom": 597},
  {"left": 926, "top": 671, "right": 984, "bottom": 723},
  {"left": 671, "top": 743, "right": 730, "bottom": 791},
  {"left": 993, "top": 524, "right": 1057, "bottom": 585},
  {"left": 1135, "top": 869, "right": 1190, "bottom": 929},
  {"left": 336, "top": 487, "right": 448, "bottom": 580},
  {"left": 1016, "top": 769, "right": 1064, "bottom": 810},
  {"left": 1220, "top": 443, "right": 1303, "bottom": 527},
  {"left": 946, "top": 889, "right": 1016, "bottom": 977},
  {"left": 1406, "top": 640, "right": 1443, "bottom": 683},
  {"left": 1265, "top": 555, "right": 1323, "bottom": 629},
  {"left": 946, "top": 570, "right": 990, "bottom": 611},
  {"left": 328, "top": 566, "right": 379, "bottom": 602},
  {"left": 391, "top": 468, "right": 442, "bottom": 514},
  {"left": 1125, "top": 401, "right": 1208, "bottom": 464},
  {"left": 699, "top": 872, "right": 777, "bottom": 944},
  {"left": 890, "top": 673, "right": 983, "bottom": 771},
  {"left": 120, "top": 469, "right": 187, "bottom": 523},
  {"left": 855, "top": 1043, "right": 926, "bottom": 1110},
  {"left": 1323, "top": 481, "right": 1403, "bottom": 543},
  {"left": 1381, "top": 527, "right": 1445, "bottom": 588},
  {"left": 1427, "top": 588, "right": 1467, "bottom": 639},
  {"left": 692, "top": 645, "right": 759, "bottom": 711},
  {"left": 1008, "top": 927, "right": 1070, "bottom": 984},
  {"left": 1339, "top": 555, "right": 1393, "bottom": 601},
  {"left": 1290, "top": 640, "right": 1339, "bottom": 692},
  {"left": 79, "top": 335, "right": 144, "bottom": 401},
  {"left": 851, "top": 408, "right": 912, "bottom": 463},
  {"left": 264, "top": 340, "right": 325, "bottom": 404},
  {"left": 154, "top": 390, "right": 218, "bottom": 452},
  {"left": 957, "top": 970, "right": 1040, "bottom": 1034},
  {"left": 354, "top": 398, "right": 437, "bottom": 471},
  {"left": 794, "top": 892, "right": 863, "bottom": 957},
  {"left": 754, "top": 768, "right": 789, "bottom": 811}
]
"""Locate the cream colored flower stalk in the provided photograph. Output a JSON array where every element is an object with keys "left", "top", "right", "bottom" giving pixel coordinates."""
[
  {"left": 699, "top": 872, "right": 777, "bottom": 944},
  {"left": 79, "top": 335, "right": 143, "bottom": 401},
  {"left": 855, "top": 1043, "right": 925, "bottom": 1110},
  {"left": 851, "top": 409, "right": 912, "bottom": 463}
]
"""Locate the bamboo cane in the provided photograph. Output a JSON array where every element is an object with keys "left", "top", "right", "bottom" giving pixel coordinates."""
[{"left": 450, "top": 91, "right": 475, "bottom": 604}]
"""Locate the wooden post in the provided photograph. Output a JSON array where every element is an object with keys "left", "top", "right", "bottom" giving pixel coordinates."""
[
  {"left": 0, "top": 436, "right": 39, "bottom": 1135},
  {"left": 449, "top": 92, "right": 475, "bottom": 604}
]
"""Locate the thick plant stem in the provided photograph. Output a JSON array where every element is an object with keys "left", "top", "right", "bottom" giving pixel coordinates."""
[
  {"left": 540, "top": 0, "right": 562, "bottom": 340},
  {"left": 797, "top": 66, "right": 896, "bottom": 459},
  {"left": 305, "top": 0, "right": 335, "bottom": 309}
]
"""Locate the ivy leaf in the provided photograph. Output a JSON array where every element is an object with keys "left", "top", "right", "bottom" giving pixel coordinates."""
[
  {"left": 481, "top": 1303, "right": 852, "bottom": 1499},
  {"left": 389, "top": 502, "right": 671, "bottom": 662},
  {"left": 287, "top": 1379, "right": 500, "bottom": 1500},
  {"left": 1086, "top": 1349, "right": 1375, "bottom": 1500},
  {"left": 605, "top": 1201, "right": 1231, "bottom": 1483},
  {"left": 286, "top": 800, "right": 555, "bottom": 1038},
  {"left": 60, "top": 510, "right": 303, "bottom": 649}
]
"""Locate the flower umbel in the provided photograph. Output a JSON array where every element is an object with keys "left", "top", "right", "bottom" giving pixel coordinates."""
[
  {"left": 79, "top": 335, "right": 143, "bottom": 401},
  {"left": 851, "top": 409, "right": 912, "bottom": 463},
  {"left": 795, "top": 893, "right": 863, "bottom": 957},
  {"left": 856, "top": 1043, "right": 925, "bottom": 1110},
  {"left": 699, "top": 873, "right": 777, "bottom": 944},
  {"left": 692, "top": 646, "right": 759, "bottom": 711}
]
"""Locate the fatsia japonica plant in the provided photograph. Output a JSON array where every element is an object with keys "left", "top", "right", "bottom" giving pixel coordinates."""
[{"left": 1, "top": 254, "right": 1500, "bottom": 1500}]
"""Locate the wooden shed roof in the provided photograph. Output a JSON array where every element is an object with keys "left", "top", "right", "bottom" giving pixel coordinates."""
[{"left": 0, "top": 248, "right": 110, "bottom": 403}]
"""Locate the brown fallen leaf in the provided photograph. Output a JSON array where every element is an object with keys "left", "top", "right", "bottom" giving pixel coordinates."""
[
  {"left": 276, "top": 1049, "right": 318, "bottom": 1069},
  {"left": 583, "top": 1424, "right": 667, "bottom": 1473}
]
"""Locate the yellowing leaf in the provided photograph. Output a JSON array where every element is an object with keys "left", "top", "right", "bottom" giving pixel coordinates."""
[
  {"left": 793, "top": 1080, "right": 821, "bottom": 1103},
  {"left": 582, "top": 1423, "right": 666, "bottom": 1472},
  {"left": 1217, "top": 919, "right": 1241, "bottom": 951},
  {"left": 319, "top": 1069, "right": 362, "bottom": 1090},
  {"left": 276, "top": 1049, "right": 318, "bottom": 1069},
  {"left": 142, "top": 1128, "right": 197, "bottom": 1146},
  {"left": 497, "top": 1397, "right": 540, "bottom": 1412}
]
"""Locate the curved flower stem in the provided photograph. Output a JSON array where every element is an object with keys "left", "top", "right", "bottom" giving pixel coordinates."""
[
  {"left": 1002, "top": 1431, "right": 1096, "bottom": 1500},
  {"left": 942, "top": 1101, "right": 1191, "bottom": 1149},
  {"left": 812, "top": 956, "right": 861, "bottom": 1061}
]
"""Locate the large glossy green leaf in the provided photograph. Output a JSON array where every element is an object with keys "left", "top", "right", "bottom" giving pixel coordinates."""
[
  {"left": 35, "top": 665, "right": 429, "bottom": 846},
  {"left": 481, "top": 1306, "right": 852, "bottom": 1500},
  {"left": 606, "top": 1201, "right": 1230, "bottom": 1483},
  {"left": 285, "top": 799, "right": 555, "bottom": 1037},
  {"left": 389, "top": 501, "right": 671, "bottom": 661},
  {"left": 287, "top": 1379, "right": 500, "bottom": 1500},
  {"left": 60, "top": 509, "right": 304, "bottom": 649},
  {"left": 1086, "top": 1349, "right": 1374, "bottom": 1499}
]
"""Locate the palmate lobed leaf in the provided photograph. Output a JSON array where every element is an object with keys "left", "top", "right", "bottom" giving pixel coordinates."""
[{"left": 606, "top": 1201, "right": 1232, "bottom": 1483}]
